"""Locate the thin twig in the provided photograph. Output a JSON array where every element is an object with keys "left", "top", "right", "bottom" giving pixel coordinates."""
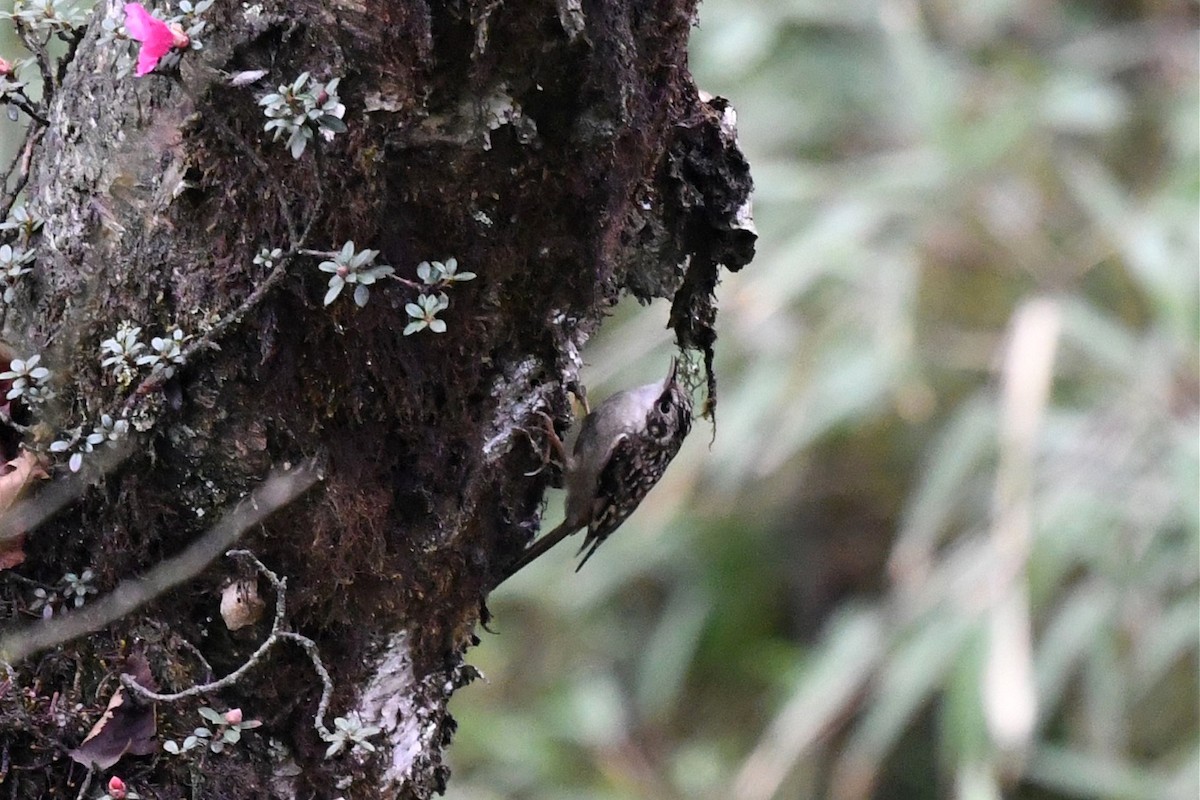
[
  {"left": 0, "top": 441, "right": 132, "bottom": 552},
  {"left": 0, "top": 126, "right": 42, "bottom": 222},
  {"left": 116, "top": 186, "right": 323, "bottom": 414},
  {"left": 123, "top": 618, "right": 275, "bottom": 701},
  {"left": 120, "top": 548, "right": 335, "bottom": 738},
  {"left": 0, "top": 411, "right": 34, "bottom": 436},
  {"left": 278, "top": 631, "right": 334, "bottom": 737},
  {"left": 306, "top": 145, "right": 326, "bottom": 243},
  {"left": 0, "top": 128, "right": 29, "bottom": 198},
  {"left": 11, "top": 20, "right": 55, "bottom": 96},
  {"left": 226, "top": 549, "right": 287, "bottom": 627},
  {"left": 118, "top": 250, "right": 298, "bottom": 414},
  {"left": 0, "top": 571, "right": 51, "bottom": 590},
  {"left": 207, "top": 114, "right": 298, "bottom": 239},
  {"left": 0, "top": 461, "right": 320, "bottom": 663},
  {"left": 116, "top": 114, "right": 325, "bottom": 416},
  {"left": 6, "top": 91, "right": 48, "bottom": 126},
  {"left": 54, "top": 30, "right": 85, "bottom": 87},
  {"left": 177, "top": 251, "right": 296, "bottom": 355},
  {"left": 173, "top": 635, "right": 214, "bottom": 683}
]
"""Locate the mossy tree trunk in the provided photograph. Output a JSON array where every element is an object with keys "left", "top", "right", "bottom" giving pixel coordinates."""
[{"left": 0, "top": 1, "right": 753, "bottom": 797}]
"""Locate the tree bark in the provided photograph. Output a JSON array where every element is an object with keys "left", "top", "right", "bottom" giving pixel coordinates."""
[{"left": 0, "top": 1, "right": 753, "bottom": 797}]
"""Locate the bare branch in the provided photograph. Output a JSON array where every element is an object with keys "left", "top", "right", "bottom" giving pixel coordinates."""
[
  {"left": 278, "top": 631, "right": 335, "bottom": 737},
  {"left": 120, "top": 548, "right": 336, "bottom": 739},
  {"left": 116, "top": 119, "right": 326, "bottom": 416},
  {"left": 10, "top": 19, "right": 55, "bottom": 97},
  {"left": 0, "top": 442, "right": 132, "bottom": 553},
  {"left": 0, "top": 461, "right": 321, "bottom": 664},
  {"left": 206, "top": 113, "right": 298, "bottom": 240},
  {"left": 0, "top": 125, "right": 42, "bottom": 221},
  {"left": 5, "top": 90, "right": 48, "bottom": 126}
]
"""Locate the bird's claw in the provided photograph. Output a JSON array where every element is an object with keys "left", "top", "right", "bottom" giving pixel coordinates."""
[{"left": 520, "top": 410, "right": 567, "bottom": 478}]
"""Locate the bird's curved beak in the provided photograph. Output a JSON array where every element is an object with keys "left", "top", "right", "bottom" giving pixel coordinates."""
[{"left": 663, "top": 356, "right": 679, "bottom": 388}]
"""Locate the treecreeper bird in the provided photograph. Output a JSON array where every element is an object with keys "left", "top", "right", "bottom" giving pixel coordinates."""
[{"left": 493, "top": 358, "right": 694, "bottom": 588}]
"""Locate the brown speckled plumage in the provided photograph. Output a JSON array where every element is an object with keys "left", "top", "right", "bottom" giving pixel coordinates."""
[{"left": 493, "top": 359, "right": 693, "bottom": 587}]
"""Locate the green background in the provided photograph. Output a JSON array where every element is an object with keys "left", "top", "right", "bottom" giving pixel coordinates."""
[{"left": 455, "top": 2, "right": 1200, "bottom": 799}]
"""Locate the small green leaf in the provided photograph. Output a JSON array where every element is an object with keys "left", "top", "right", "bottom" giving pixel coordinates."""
[
  {"left": 321, "top": 116, "right": 347, "bottom": 133},
  {"left": 324, "top": 282, "right": 344, "bottom": 306},
  {"left": 198, "top": 707, "right": 225, "bottom": 724}
]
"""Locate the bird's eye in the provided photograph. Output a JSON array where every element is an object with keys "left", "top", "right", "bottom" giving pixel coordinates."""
[{"left": 657, "top": 397, "right": 672, "bottom": 414}]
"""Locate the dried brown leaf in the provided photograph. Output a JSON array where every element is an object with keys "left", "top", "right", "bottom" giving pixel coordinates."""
[
  {"left": 69, "top": 655, "right": 158, "bottom": 770},
  {"left": 0, "top": 451, "right": 48, "bottom": 513},
  {"left": 0, "top": 451, "right": 49, "bottom": 571}
]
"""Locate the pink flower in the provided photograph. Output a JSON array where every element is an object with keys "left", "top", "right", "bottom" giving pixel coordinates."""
[
  {"left": 0, "top": 57, "right": 12, "bottom": 78},
  {"left": 107, "top": 776, "right": 127, "bottom": 799},
  {"left": 224, "top": 708, "right": 243, "bottom": 725},
  {"left": 124, "top": 3, "right": 189, "bottom": 77}
]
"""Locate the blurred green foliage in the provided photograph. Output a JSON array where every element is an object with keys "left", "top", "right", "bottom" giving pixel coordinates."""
[{"left": 455, "top": 2, "right": 1199, "bottom": 799}]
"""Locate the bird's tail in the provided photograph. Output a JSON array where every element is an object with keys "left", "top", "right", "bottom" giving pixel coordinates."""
[{"left": 489, "top": 519, "right": 578, "bottom": 591}]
